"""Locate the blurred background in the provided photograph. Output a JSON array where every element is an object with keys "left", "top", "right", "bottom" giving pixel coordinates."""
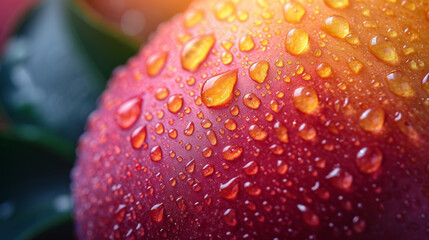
[{"left": 0, "top": 0, "right": 191, "bottom": 239}]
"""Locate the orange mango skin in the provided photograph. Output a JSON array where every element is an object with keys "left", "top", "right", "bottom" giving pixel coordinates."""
[{"left": 72, "top": 0, "right": 429, "bottom": 239}]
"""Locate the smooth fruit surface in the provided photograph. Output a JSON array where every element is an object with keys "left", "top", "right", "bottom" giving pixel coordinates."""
[{"left": 72, "top": 0, "right": 429, "bottom": 239}]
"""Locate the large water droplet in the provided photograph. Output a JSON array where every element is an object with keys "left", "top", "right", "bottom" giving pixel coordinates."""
[
  {"left": 249, "top": 61, "right": 269, "bottom": 83},
  {"left": 242, "top": 161, "right": 258, "bottom": 176},
  {"left": 181, "top": 34, "right": 216, "bottom": 72},
  {"left": 220, "top": 176, "right": 240, "bottom": 200},
  {"left": 130, "top": 125, "right": 147, "bottom": 149},
  {"left": 150, "top": 146, "right": 163, "bottom": 162},
  {"left": 285, "top": 28, "right": 310, "bottom": 55},
  {"left": 201, "top": 69, "right": 238, "bottom": 107},
  {"left": 222, "top": 145, "right": 243, "bottom": 161},
  {"left": 356, "top": 147, "right": 383, "bottom": 174},
  {"left": 292, "top": 87, "right": 318, "bottom": 114},
  {"left": 150, "top": 203, "right": 164, "bottom": 223},
  {"left": 248, "top": 124, "right": 268, "bottom": 141},
  {"left": 243, "top": 93, "right": 261, "bottom": 109},
  {"left": 369, "top": 35, "right": 399, "bottom": 65},
  {"left": 223, "top": 209, "right": 237, "bottom": 226},
  {"left": 326, "top": 167, "right": 353, "bottom": 190},
  {"left": 359, "top": 107, "right": 385, "bottom": 133},
  {"left": 167, "top": 94, "right": 184, "bottom": 113},
  {"left": 239, "top": 35, "right": 255, "bottom": 52},
  {"left": 146, "top": 52, "right": 168, "bottom": 77},
  {"left": 115, "top": 97, "right": 142, "bottom": 129},
  {"left": 386, "top": 71, "right": 415, "bottom": 97},
  {"left": 283, "top": 1, "right": 306, "bottom": 23},
  {"left": 323, "top": 16, "right": 350, "bottom": 39}
]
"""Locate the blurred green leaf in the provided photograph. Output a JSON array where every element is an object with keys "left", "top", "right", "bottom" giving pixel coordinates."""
[
  {"left": 0, "top": 129, "right": 74, "bottom": 240},
  {"left": 67, "top": 0, "right": 140, "bottom": 80}
]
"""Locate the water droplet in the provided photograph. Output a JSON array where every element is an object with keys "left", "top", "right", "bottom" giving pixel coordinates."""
[
  {"left": 155, "top": 123, "right": 164, "bottom": 135},
  {"left": 292, "top": 87, "right": 318, "bottom": 114},
  {"left": 168, "top": 129, "right": 177, "bottom": 139},
  {"left": 352, "top": 216, "right": 366, "bottom": 233},
  {"left": 201, "top": 69, "right": 238, "bottom": 107},
  {"left": 249, "top": 61, "right": 269, "bottom": 83},
  {"left": 243, "top": 93, "right": 261, "bottom": 109},
  {"left": 220, "top": 176, "right": 240, "bottom": 200},
  {"left": 181, "top": 34, "right": 216, "bottom": 72},
  {"left": 213, "top": 1, "right": 235, "bottom": 20},
  {"left": 146, "top": 52, "right": 168, "bottom": 77},
  {"left": 297, "top": 204, "right": 320, "bottom": 227},
  {"left": 324, "top": 0, "right": 349, "bottom": 9},
  {"left": 369, "top": 35, "right": 399, "bottom": 65},
  {"left": 114, "top": 204, "right": 127, "bottom": 223},
  {"left": 184, "top": 10, "right": 204, "bottom": 28},
  {"left": 248, "top": 124, "right": 268, "bottom": 141},
  {"left": 115, "top": 97, "right": 142, "bottom": 129},
  {"left": 167, "top": 94, "right": 184, "bottom": 113},
  {"left": 202, "top": 164, "right": 214, "bottom": 177},
  {"left": 422, "top": 73, "right": 429, "bottom": 94},
  {"left": 155, "top": 87, "right": 169, "bottom": 100},
  {"left": 230, "top": 105, "right": 240, "bottom": 116},
  {"left": 386, "top": 71, "right": 415, "bottom": 97},
  {"left": 130, "top": 126, "right": 147, "bottom": 149},
  {"left": 356, "top": 147, "right": 383, "bottom": 174},
  {"left": 185, "top": 160, "right": 195, "bottom": 173},
  {"left": 223, "top": 209, "right": 237, "bottom": 226},
  {"left": 285, "top": 28, "right": 310, "bottom": 55},
  {"left": 244, "top": 182, "right": 261, "bottom": 196},
  {"left": 202, "top": 147, "right": 213, "bottom": 158},
  {"left": 224, "top": 118, "right": 237, "bottom": 131},
  {"left": 323, "top": 16, "right": 350, "bottom": 39},
  {"left": 273, "top": 121, "right": 289, "bottom": 143},
  {"left": 239, "top": 35, "right": 255, "bottom": 52},
  {"left": 176, "top": 197, "right": 186, "bottom": 211},
  {"left": 283, "top": 1, "right": 306, "bottom": 23},
  {"left": 184, "top": 122, "right": 195, "bottom": 136},
  {"left": 348, "top": 58, "right": 364, "bottom": 74},
  {"left": 222, "top": 145, "right": 243, "bottom": 161},
  {"left": 221, "top": 51, "right": 233, "bottom": 65},
  {"left": 326, "top": 168, "right": 353, "bottom": 190},
  {"left": 150, "top": 146, "right": 162, "bottom": 162},
  {"left": 277, "top": 160, "right": 288, "bottom": 174},
  {"left": 298, "top": 123, "right": 317, "bottom": 141},
  {"left": 206, "top": 130, "right": 218, "bottom": 146},
  {"left": 242, "top": 161, "right": 259, "bottom": 176},
  {"left": 316, "top": 62, "right": 333, "bottom": 78},
  {"left": 150, "top": 203, "right": 164, "bottom": 223},
  {"left": 359, "top": 107, "right": 385, "bottom": 133}
]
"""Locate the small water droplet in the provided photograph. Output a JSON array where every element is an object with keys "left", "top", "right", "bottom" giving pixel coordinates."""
[
  {"left": 369, "top": 35, "right": 399, "bottom": 65},
  {"left": 201, "top": 69, "right": 238, "bottom": 108},
  {"left": 167, "top": 95, "right": 183, "bottom": 113},
  {"left": 220, "top": 176, "right": 240, "bottom": 200},
  {"left": 130, "top": 126, "right": 147, "bottom": 149},
  {"left": 206, "top": 130, "right": 218, "bottom": 146},
  {"left": 277, "top": 160, "right": 288, "bottom": 175},
  {"left": 146, "top": 52, "right": 168, "bottom": 77},
  {"left": 273, "top": 121, "right": 289, "bottom": 143},
  {"left": 223, "top": 209, "right": 238, "bottom": 226},
  {"left": 243, "top": 93, "right": 261, "bottom": 109},
  {"left": 386, "top": 71, "right": 415, "bottom": 97},
  {"left": 224, "top": 118, "right": 237, "bottom": 131},
  {"left": 184, "top": 122, "right": 195, "bottom": 136},
  {"left": 214, "top": 1, "right": 235, "bottom": 20},
  {"left": 114, "top": 204, "right": 127, "bottom": 223},
  {"left": 356, "top": 147, "right": 382, "bottom": 174},
  {"left": 352, "top": 216, "right": 366, "bottom": 233},
  {"left": 283, "top": 1, "right": 306, "bottom": 23},
  {"left": 202, "top": 164, "right": 215, "bottom": 177},
  {"left": 155, "top": 87, "right": 169, "bottom": 100},
  {"left": 181, "top": 34, "right": 216, "bottom": 72},
  {"left": 244, "top": 182, "right": 261, "bottom": 196},
  {"left": 292, "top": 87, "right": 318, "bottom": 114},
  {"left": 248, "top": 124, "right": 268, "bottom": 141},
  {"left": 323, "top": 15, "right": 350, "bottom": 39},
  {"left": 150, "top": 203, "right": 164, "bottom": 223},
  {"left": 242, "top": 161, "right": 258, "bottom": 176},
  {"left": 285, "top": 28, "right": 310, "bottom": 55},
  {"left": 359, "top": 107, "right": 385, "bottom": 133},
  {"left": 184, "top": 10, "right": 204, "bottom": 28},
  {"left": 115, "top": 97, "right": 142, "bottom": 129},
  {"left": 239, "top": 35, "right": 255, "bottom": 52},
  {"left": 298, "top": 123, "right": 317, "bottom": 141},
  {"left": 249, "top": 61, "right": 269, "bottom": 83},
  {"left": 324, "top": 0, "right": 349, "bottom": 9},
  {"left": 185, "top": 160, "right": 195, "bottom": 173},
  {"left": 150, "top": 146, "right": 163, "bottom": 162},
  {"left": 176, "top": 197, "right": 186, "bottom": 211},
  {"left": 297, "top": 204, "right": 320, "bottom": 227},
  {"left": 222, "top": 145, "right": 243, "bottom": 161},
  {"left": 316, "top": 62, "right": 333, "bottom": 78},
  {"left": 326, "top": 167, "right": 353, "bottom": 190}
]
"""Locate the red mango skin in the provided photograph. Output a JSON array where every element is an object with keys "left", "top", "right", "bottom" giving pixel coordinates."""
[{"left": 72, "top": 0, "right": 429, "bottom": 239}]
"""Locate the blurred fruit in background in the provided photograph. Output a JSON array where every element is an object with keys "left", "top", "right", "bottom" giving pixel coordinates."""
[{"left": 0, "top": 0, "right": 192, "bottom": 239}]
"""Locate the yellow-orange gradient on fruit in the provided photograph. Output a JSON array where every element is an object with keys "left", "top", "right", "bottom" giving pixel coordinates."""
[{"left": 72, "top": 0, "right": 429, "bottom": 239}]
